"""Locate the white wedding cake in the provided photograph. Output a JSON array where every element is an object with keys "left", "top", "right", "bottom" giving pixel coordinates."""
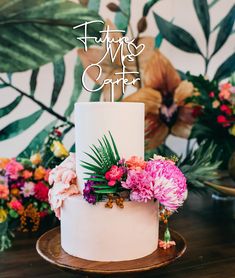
[{"left": 60, "top": 102, "right": 159, "bottom": 261}]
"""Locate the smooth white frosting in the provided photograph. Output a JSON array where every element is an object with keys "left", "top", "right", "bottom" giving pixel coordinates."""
[
  {"left": 61, "top": 196, "right": 159, "bottom": 261},
  {"left": 75, "top": 102, "right": 145, "bottom": 191},
  {"left": 60, "top": 102, "right": 159, "bottom": 261}
]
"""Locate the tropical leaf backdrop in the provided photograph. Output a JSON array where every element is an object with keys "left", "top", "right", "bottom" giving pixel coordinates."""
[{"left": 0, "top": 0, "right": 234, "bottom": 157}]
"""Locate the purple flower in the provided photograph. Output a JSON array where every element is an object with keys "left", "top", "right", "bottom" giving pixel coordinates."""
[{"left": 83, "top": 180, "right": 96, "bottom": 204}]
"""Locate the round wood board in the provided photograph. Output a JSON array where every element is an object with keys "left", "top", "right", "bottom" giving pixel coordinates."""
[{"left": 36, "top": 226, "right": 186, "bottom": 276}]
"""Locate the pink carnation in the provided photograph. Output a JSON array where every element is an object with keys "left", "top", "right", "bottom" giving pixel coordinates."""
[
  {"left": 34, "top": 182, "right": 49, "bottom": 202},
  {"left": 5, "top": 159, "right": 23, "bottom": 180},
  {"left": 9, "top": 200, "right": 23, "bottom": 212},
  {"left": 105, "top": 165, "right": 124, "bottom": 186},
  {"left": 122, "top": 170, "right": 154, "bottom": 202},
  {"left": 146, "top": 159, "right": 187, "bottom": 211}
]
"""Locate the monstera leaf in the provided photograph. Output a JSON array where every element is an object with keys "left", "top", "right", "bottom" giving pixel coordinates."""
[{"left": 0, "top": 0, "right": 103, "bottom": 72}]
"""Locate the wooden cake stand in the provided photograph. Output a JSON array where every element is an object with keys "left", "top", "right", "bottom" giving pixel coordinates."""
[{"left": 36, "top": 227, "right": 186, "bottom": 276}]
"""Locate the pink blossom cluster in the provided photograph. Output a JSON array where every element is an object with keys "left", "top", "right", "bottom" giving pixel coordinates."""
[
  {"left": 122, "top": 156, "right": 187, "bottom": 211},
  {"left": 48, "top": 153, "right": 80, "bottom": 219}
]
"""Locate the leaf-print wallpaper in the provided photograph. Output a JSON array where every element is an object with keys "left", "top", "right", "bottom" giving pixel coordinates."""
[{"left": 0, "top": 0, "right": 234, "bottom": 157}]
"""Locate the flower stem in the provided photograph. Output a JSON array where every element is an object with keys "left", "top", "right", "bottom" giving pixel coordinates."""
[{"left": 0, "top": 77, "right": 74, "bottom": 127}]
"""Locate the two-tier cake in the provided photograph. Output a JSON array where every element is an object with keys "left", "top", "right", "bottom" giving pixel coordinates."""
[{"left": 49, "top": 101, "right": 187, "bottom": 262}]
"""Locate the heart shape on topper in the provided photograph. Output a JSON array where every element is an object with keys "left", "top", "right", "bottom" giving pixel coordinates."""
[{"left": 127, "top": 43, "right": 145, "bottom": 57}]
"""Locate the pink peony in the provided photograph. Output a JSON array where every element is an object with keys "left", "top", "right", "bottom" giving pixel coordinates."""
[
  {"left": 126, "top": 156, "right": 147, "bottom": 170},
  {"left": 146, "top": 159, "right": 187, "bottom": 211},
  {"left": 34, "top": 182, "right": 49, "bottom": 202},
  {"left": 105, "top": 165, "right": 124, "bottom": 186},
  {"left": 122, "top": 169, "right": 154, "bottom": 202},
  {"left": 20, "top": 182, "right": 35, "bottom": 197},
  {"left": 48, "top": 153, "right": 80, "bottom": 219},
  {"left": 5, "top": 159, "right": 23, "bottom": 180}
]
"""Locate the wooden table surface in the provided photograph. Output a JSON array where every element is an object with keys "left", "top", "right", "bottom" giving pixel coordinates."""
[{"left": 0, "top": 193, "right": 235, "bottom": 278}]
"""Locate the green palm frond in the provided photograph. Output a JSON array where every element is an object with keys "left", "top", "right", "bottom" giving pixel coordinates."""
[
  {"left": 81, "top": 132, "right": 120, "bottom": 176},
  {"left": 179, "top": 140, "right": 222, "bottom": 190}
]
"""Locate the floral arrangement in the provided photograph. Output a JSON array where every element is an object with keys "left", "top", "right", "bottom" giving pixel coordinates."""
[
  {"left": 186, "top": 73, "right": 235, "bottom": 168},
  {"left": 49, "top": 132, "right": 187, "bottom": 248},
  {"left": 81, "top": 132, "right": 187, "bottom": 211},
  {"left": 0, "top": 126, "right": 69, "bottom": 251}
]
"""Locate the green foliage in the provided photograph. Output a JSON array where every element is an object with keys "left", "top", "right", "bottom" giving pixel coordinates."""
[
  {"left": 88, "top": 0, "right": 100, "bottom": 12},
  {"left": 193, "top": 0, "right": 210, "bottom": 42},
  {"left": 145, "top": 144, "right": 177, "bottom": 160},
  {"left": 155, "top": 32, "right": 163, "bottom": 48},
  {"left": 0, "top": 109, "right": 43, "bottom": 141},
  {"left": 214, "top": 53, "right": 235, "bottom": 81},
  {"left": 143, "top": 0, "right": 161, "bottom": 17},
  {"left": 153, "top": 2, "right": 234, "bottom": 76},
  {"left": 30, "top": 69, "right": 39, "bottom": 96},
  {"left": 186, "top": 73, "right": 235, "bottom": 168},
  {"left": 0, "top": 96, "right": 22, "bottom": 118},
  {"left": 19, "top": 120, "right": 57, "bottom": 157},
  {"left": 0, "top": 0, "right": 103, "bottom": 72},
  {"left": 153, "top": 12, "right": 202, "bottom": 55},
  {"left": 81, "top": 132, "right": 120, "bottom": 177},
  {"left": 179, "top": 141, "right": 221, "bottom": 189},
  {"left": 114, "top": 0, "right": 131, "bottom": 33},
  {"left": 50, "top": 58, "right": 65, "bottom": 107},
  {"left": 212, "top": 5, "right": 235, "bottom": 56},
  {"left": 64, "top": 56, "right": 84, "bottom": 117}
]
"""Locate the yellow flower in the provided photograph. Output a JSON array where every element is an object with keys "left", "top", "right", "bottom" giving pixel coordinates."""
[
  {"left": 229, "top": 125, "right": 235, "bottom": 136},
  {"left": 212, "top": 100, "right": 220, "bottom": 108},
  {"left": 30, "top": 153, "right": 42, "bottom": 165},
  {"left": 0, "top": 208, "right": 7, "bottom": 223},
  {"left": 0, "top": 158, "right": 10, "bottom": 170},
  {"left": 50, "top": 141, "right": 69, "bottom": 158},
  {"left": 34, "top": 166, "right": 46, "bottom": 180}
]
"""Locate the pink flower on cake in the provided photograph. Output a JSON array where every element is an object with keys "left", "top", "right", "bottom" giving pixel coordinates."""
[
  {"left": 48, "top": 153, "right": 80, "bottom": 219},
  {"left": 0, "top": 184, "right": 9, "bottom": 200},
  {"left": 122, "top": 169, "right": 154, "bottom": 202},
  {"left": 5, "top": 159, "right": 23, "bottom": 180},
  {"left": 20, "top": 182, "right": 35, "bottom": 197},
  {"left": 126, "top": 156, "right": 146, "bottom": 170},
  {"left": 34, "top": 182, "right": 49, "bottom": 202},
  {"left": 49, "top": 183, "right": 79, "bottom": 219},
  {"left": 146, "top": 159, "right": 187, "bottom": 211},
  {"left": 105, "top": 165, "right": 124, "bottom": 186}
]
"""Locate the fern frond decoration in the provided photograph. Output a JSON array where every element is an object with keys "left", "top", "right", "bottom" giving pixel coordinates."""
[{"left": 81, "top": 131, "right": 120, "bottom": 181}]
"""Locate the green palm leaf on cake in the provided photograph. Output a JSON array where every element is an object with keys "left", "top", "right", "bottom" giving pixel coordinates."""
[{"left": 81, "top": 132, "right": 121, "bottom": 194}]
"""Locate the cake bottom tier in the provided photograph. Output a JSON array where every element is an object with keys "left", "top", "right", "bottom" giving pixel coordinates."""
[{"left": 61, "top": 196, "right": 159, "bottom": 262}]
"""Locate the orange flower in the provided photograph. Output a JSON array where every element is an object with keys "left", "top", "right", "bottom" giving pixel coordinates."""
[
  {"left": 22, "top": 170, "right": 33, "bottom": 179},
  {"left": 11, "top": 188, "right": 20, "bottom": 197},
  {"left": 126, "top": 156, "right": 146, "bottom": 170},
  {"left": 0, "top": 158, "right": 10, "bottom": 170},
  {"left": 123, "top": 50, "right": 195, "bottom": 150},
  {"left": 0, "top": 184, "right": 9, "bottom": 200},
  {"left": 34, "top": 166, "right": 46, "bottom": 180}
]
